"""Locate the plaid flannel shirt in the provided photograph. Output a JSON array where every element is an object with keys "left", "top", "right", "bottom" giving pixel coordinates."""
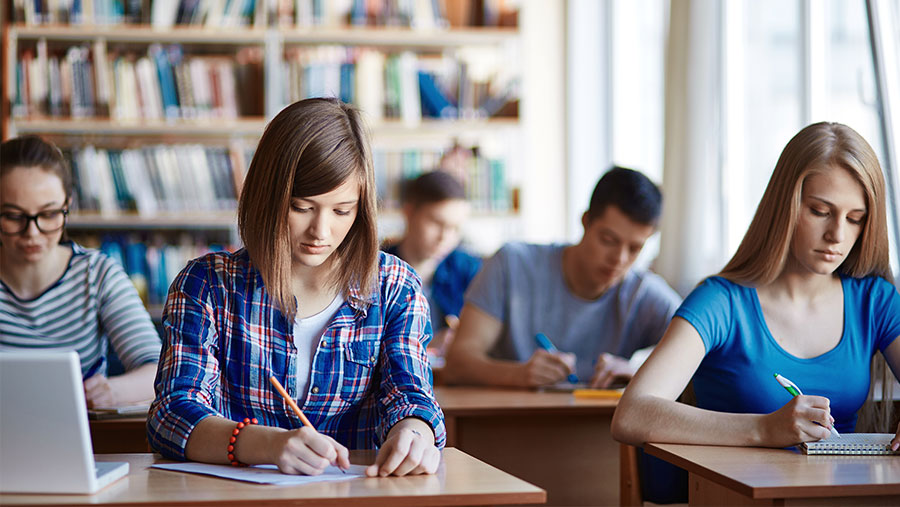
[{"left": 147, "top": 249, "right": 445, "bottom": 460}]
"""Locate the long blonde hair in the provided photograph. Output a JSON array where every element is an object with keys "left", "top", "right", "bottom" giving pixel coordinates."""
[
  {"left": 720, "top": 121, "right": 894, "bottom": 431},
  {"left": 238, "top": 98, "right": 378, "bottom": 319},
  {"left": 720, "top": 122, "right": 891, "bottom": 285}
]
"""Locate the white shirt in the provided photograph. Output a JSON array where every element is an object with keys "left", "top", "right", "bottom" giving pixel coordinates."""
[{"left": 292, "top": 294, "right": 344, "bottom": 402}]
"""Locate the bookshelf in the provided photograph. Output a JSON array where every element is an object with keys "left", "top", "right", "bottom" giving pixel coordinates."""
[{"left": 2, "top": 0, "right": 530, "bottom": 316}]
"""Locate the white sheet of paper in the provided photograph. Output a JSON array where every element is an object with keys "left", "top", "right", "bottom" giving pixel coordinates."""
[{"left": 152, "top": 462, "right": 367, "bottom": 485}]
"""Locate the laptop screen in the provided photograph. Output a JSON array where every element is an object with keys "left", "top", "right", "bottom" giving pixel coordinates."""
[{"left": 0, "top": 350, "right": 128, "bottom": 493}]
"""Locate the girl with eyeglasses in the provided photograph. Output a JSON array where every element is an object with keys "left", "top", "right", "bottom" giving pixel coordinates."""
[{"left": 0, "top": 135, "right": 161, "bottom": 408}]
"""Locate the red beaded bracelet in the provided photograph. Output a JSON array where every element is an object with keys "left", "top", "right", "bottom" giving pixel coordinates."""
[{"left": 227, "top": 417, "right": 259, "bottom": 467}]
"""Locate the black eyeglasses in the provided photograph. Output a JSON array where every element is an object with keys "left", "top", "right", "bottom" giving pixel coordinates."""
[{"left": 0, "top": 209, "right": 69, "bottom": 235}]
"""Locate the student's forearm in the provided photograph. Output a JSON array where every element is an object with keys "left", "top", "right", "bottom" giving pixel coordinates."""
[
  {"left": 612, "top": 394, "right": 766, "bottom": 447},
  {"left": 444, "top": 351, "right": 528, "bottom": 387},
  {"left": 108, "top": 362, "right": 158, "bottom": 404},
  {"left": 186, "top": 416, "right": 286, "bottom": 464}
]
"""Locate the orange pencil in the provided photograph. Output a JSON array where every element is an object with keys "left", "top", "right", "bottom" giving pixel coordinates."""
[{"left": 268, "top": 376, "right": 315, "bottom": 430}]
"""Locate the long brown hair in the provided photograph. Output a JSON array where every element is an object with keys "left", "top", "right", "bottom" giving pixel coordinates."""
[
  {"left": 719, "top": 121, "right": 895, "bottom": 432},
  {"left": 719, "top": 121, "right": 891, "bottom": 285},
  {"left": 238, "top": 98, "right": 379, "bottom": 319}
]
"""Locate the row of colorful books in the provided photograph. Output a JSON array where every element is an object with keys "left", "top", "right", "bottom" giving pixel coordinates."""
[
  {"left": 62, "top": 141, "right": 512, "bottom": 215},
  {"left": 13, "top": 41, "right": 515, "bottom": 122},
  {"left": 282, "top": 47, "right": 517, "bottom": 122},
  {"left": 11, "top": 0, "right": 516, "bottom": 29},
  {"left": 374, "top": 143, "right": 512, "bottom": 212},
  {"left": 13, "top": 42, "right": 263, "bottom": 120},
  {"left": 64, "top": 143, "right": 250, "bottom": 215}
]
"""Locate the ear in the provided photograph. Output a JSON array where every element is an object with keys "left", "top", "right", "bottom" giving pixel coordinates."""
[{"left": 581, "top": 211, "right": 590, "bottom": 231}]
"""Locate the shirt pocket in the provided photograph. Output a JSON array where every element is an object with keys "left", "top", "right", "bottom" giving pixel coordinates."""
[{"left": 339, "top": 339, "right": 380, "bottom": 403}]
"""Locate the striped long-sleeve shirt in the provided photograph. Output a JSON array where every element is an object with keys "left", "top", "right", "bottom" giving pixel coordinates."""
[
  {"left": 0, "top": 242, "right": 162, "bottom": 375},
  {"left": 148, "top": 249, "right": 446, "bottom": 460}
]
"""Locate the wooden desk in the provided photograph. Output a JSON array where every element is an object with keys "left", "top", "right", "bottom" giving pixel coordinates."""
[
  {"left": 0, "top": 448, "right": 545, "bottom": 506},
  {"left": 88, "top": 388, "right": 619, "bottom": 504},
  {"left": 435, "top": 387, "right": 619, "bottom": 506},
  {"left": 646, "top": 442, "right": 900, "bottom": 506}
]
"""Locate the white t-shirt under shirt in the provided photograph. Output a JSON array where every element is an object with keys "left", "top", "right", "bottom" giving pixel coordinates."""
[{"left": 293, "top": 294, "right": 344, "bottom": 402}]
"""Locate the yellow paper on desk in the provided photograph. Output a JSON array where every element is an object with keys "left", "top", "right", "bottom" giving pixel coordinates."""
[{"left": 572, "top": 388, "right": 624, "bottom": 399}]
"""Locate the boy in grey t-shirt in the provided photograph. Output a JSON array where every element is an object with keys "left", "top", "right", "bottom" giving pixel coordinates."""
[{"left": 444, "top": 167, "right": 681, "bottom": 388}]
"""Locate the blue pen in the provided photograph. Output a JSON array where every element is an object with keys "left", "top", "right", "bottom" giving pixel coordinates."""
[
  {"left": 535, "top": 333, "right": 579, "bottom": 383},
  {"left": 83, "top": 356, "right": 106, "bottom": 380}
]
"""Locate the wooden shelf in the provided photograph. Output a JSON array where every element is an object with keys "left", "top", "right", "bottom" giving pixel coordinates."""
[
  {"left": 68, "top": 210, "right": 515, "bottom": 230},
  {"left": 68, "top": 212, "right": 237, "bottom": 229},
  {"left": 11, "top": 117, "right": 267, "bottom": 137},
  {"left": 280, "top": 26, "right": 519, "bottom": 48},
  {"left": 10, "top": 25, "right": 517, "bottom": 47},
  {"left": 11, "top": 25, "right": 267, "bottom": 44},
  {"left": 369, "top": 118, "right": 520, "bottom": 139},
  {"left": 11, "top": 117, "right": 518, "bottom": 138}
]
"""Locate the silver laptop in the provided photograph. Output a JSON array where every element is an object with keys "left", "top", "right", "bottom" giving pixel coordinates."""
[{"left": 0, "top": 351, "right": 129, "bottom": 494}]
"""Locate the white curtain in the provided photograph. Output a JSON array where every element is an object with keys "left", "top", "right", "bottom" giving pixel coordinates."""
[{"left": 657, "top": 0, "right": 728, "bottom": 296}]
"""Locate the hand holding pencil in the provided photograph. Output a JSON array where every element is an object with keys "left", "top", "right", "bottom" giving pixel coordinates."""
[{"left": 268, "top": 376, "right": 350, "bottom": 475}]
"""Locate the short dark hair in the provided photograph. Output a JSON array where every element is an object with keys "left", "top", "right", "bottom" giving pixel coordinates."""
[
  {"left": 586, "top": 166, "right": 662, "bottom": 225},
  {"left": 0, "top": 135, "right": 73, "bottom": 200},
  {"left": 401, "top": 170, "right": 466, "bottom": 207}
]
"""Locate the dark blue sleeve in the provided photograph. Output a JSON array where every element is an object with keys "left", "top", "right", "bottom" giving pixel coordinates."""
[
  {"left": 431, "top": 249, "right": 482, "bottom": 319},
  {"left": 673, "top": 277, "right": 735, "bottom": 353}
]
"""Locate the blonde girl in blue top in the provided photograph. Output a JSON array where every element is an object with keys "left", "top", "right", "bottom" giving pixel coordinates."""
[
  {"left": 613, "top": 122, "right": 900, "bottom": 449},
  {"left": 149, "top": 98, "right": 444, "bottom": 476}
]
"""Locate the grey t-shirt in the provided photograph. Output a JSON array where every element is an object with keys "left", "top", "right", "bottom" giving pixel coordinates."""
[{"left": 464, "top": 242, "right": 682, "bottom": 380}]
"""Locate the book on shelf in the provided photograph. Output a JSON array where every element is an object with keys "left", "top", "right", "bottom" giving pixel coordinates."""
[
  {"left": 11, "top": 0, "right": 517, "bottom": 29},
  {"left": 372, "top": 143, "right": 511, "bottom": 212},
  {"left": 83, "top": 232, "right": 234, "bottom": 306},
  {"left": 281, "top": 47, "right": 518, "bottom": 122},
  {"left": 64, "top": 143, "right": 246, "bottom": 215},
  {"left": 13, "top": 41, "right": 263, "bottom": 121},
  {"left": 14, "top": 41, "right": 515, "bottom": 124}
]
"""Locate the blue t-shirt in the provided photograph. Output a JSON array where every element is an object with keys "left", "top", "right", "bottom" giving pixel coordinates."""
[
  {"left": 465, "top": 242, "right": 682, "bottom": 380},
  {"left": 676, "top": 275, "right": 900, "bottom": 433}
]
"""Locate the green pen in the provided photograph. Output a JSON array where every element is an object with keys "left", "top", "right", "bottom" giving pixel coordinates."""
[{"left": 774, "top": 373, "right": 840, "bottom": 438}]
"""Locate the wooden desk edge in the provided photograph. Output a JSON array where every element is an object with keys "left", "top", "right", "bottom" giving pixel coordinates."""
[
  {"left": 645, "top": 443, "right": 900, "bottom": 500},
  {"left": 644, "top": 443, "right": 757, "bottom": 499},
  {"left": 441, "top": 405, "right": 617, "bottom": 417},
  {"left": 1, "top": 448, "right": 547, "bottom": 507}
]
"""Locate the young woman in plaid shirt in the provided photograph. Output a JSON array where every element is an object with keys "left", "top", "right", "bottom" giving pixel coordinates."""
[{"left": 149, "top": 98, "right": 445, "bottom": 477}]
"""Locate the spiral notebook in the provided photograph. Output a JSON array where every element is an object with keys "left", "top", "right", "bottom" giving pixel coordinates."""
[{"left": 800, "top": 433, "right": 900, "bottom": 455}]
